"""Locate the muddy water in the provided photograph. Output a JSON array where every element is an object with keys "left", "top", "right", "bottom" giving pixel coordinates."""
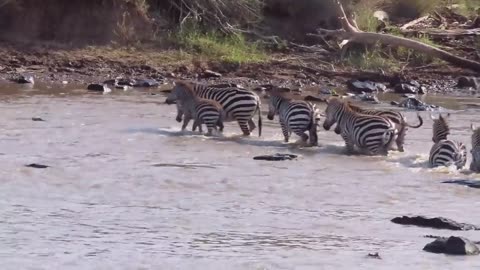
[{"left": 1, "top": 82, "right": 480, "bottom": 270}]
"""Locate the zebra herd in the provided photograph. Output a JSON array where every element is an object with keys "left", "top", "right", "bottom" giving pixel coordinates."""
[{"left": 165, "top": 80, "right": 480, "bottom": 172}]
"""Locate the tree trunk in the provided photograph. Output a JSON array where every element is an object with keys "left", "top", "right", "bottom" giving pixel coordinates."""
[{"left": 314, "top": 0, "right": 480, "bottom": 73}]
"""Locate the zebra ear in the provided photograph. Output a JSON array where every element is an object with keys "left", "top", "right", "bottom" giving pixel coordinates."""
[{"left": 429, "top": 113, "right": 435, "bottom": 120}]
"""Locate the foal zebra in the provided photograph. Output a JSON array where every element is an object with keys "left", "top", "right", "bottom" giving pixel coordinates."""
[
  {"left": 469, "top": 124, "right": 480, "bottom": 172},
  {"left": 323, "top": 98, "right": 397, "bottom": 156},
  {"left": 168, "top": 81, "right": 262, "bottom": 136},
  {"left": 166, "top": 82, "right": 224, "bottom": 136},
  {"left": 428, "top": 113, "right": 467, "bottom": 169},
  {"left": 334, "top": 102, "right": 423, "bottom": 152},
  {"left": 267, "top": 90, "right": 319, "bottom": 145}
]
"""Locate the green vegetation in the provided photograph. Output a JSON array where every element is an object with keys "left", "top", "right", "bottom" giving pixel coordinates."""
[{"left": 173, "top": 28, "right": 267, "bottom": 64}]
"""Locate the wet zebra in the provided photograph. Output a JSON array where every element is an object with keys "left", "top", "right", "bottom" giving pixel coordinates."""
[
  {"left": 470, "top": 123, "right": 480, "bottom": 172},
  {"left": 168, "top": 81, "right": 262, "bottom": 136},
  {"left": 333, "top": 102, "right": 423, "bottom": 152},
  {"left": 323, "top": 98, "right": 397, "bottom": 156},
  {"left": 166, "top": 82, "right": 225, "bottom": 136},
  {"left": 267, "top": 91, "right": 319, "bottom": 145},
  {"left": 428, "top": 113, "right": 467, "bottom": 169}
]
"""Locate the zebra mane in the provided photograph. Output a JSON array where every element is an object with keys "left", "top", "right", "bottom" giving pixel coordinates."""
[
  {"left": 269, "top": 87, "right": 293, "bottom": 100},
  {"left": 345, "top": 101, "right": 363, "bottom": 112},
  {"left": 174, "top": 80, "right": 196, "bottom": 95}
]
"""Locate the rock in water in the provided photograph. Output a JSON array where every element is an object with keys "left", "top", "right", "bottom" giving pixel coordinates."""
[
  {"left": 394, "top": 83, "right": 418, "bottom": 94},
  {"left": 424, "top": 236, "right": 480, "bottom": 255},
  {"left": 253, "top": 153, "right": 298, "bottom": 161},
  {"left": 391, "top": 216, "right": 480, "bottom": 230},
  {"left": 16, "top": 74, "right": 35, "bottom": 84},
  {"left": 398, "top": 97, "right": 438, "bottom": 111},
  {"left": 31, "top": 117, "right": 45, "bottom": 122},
  {"left": 25, "top": 163, "right": 50, "bottom": 169},
  {"left": 133, "top": 79, "right": 159, "bottom": 88},
  {"left": 442, "top": 179, "right": 480, "bottom": 189},
  {"left": 347, "top": 80, "right": 386, "bottom": 93},
  {"left": 456, "top": 76, "right": 479, "bottom": 89},
  {"left": 87, "top": 83, "right": 107, "bottom": 92}
]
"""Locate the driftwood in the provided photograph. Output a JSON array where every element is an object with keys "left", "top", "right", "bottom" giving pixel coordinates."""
[
  {"left": 312, "top": 0, "right": 480, "bottom": 73},
  {"left": 400, "top": 15, "right": 429, "bottom": 30},
  {"left": 402, "top": 28, "right": 480, "bottom": 38}
]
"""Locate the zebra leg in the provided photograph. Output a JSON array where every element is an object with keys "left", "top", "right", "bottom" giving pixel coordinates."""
[
  {"left": 341, "top": 132, "right": 355, "bottom": 155},
  {"left": 248, "top": 119, "right": 256, "bottom": 133},
  {"left": 396, "top": 126, "right": 406, "bottom": 152},
  {"left": 192, "top": 118, "right": 202, "bottom": 133},
  {"left": 280, "top": 120, "right": 289, "bottom": 142},
  {"left": 238, "top": 120, "right": 251, "bottom": 136},
  {"left": 181, "top": 114, "right": 192, "bottom": 131}
]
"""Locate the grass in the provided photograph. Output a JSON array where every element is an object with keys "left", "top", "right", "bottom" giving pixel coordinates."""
[
  {"left": 173, "top": 28, "right": 268, "bottom": 64},
  {"left": 449, "top": 0, "right": 480, "bottom": 17}
]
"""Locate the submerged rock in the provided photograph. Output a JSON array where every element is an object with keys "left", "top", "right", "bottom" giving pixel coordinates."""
[
  {"left": 456, "top": 76, "right": 479, "bottom": 89},
  {"left": 133, "top": 79, "right": 159, "bottom": 88},
  {"left": 391, "top": 216, "right": 480, "bottom": 230},
  {"left": 394, "top": 83, "right": 418, "bottom": 94},
  {"left": 366, "top": 252, "right": 381, "bottom": 259},
  {"left": 423, "top": 236, "right": 480, "bottom": 255},
  {"left": 397, "top": 97, "right": 438, "bottom": 111},
  {"left": 31, "top": 117, "right": 45, "bottom": 122},
  {"left": 347, "top": 80, "right": 386, "bottom": 93},
  {"left": 87, "top": 84, "right": 111, "bottom": 93},
  {"left": 253, "top": 153, "right": 298, "bottom": 161},
  {"left": 442, "top": 179, "right": 480, "bottom": 189},
  {"left": 14, "top": 74, "right": 34, "bottom": 84},
  {"left": 25, "top": 163, "right": 50, "bottom": 169}
]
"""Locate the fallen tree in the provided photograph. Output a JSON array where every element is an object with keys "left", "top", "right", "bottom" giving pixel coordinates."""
[{"left": 309, "top": 0, "right": 480, "bottom": 73}]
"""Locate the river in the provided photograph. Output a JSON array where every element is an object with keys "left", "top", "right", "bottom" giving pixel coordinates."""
[{"left": 0, "top": 82, "right": 479, "bottom": 269}]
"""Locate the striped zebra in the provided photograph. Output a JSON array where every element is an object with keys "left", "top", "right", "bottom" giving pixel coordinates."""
[
  {"left": 166, "top": 82, "right": 225, "bottom": 136},
  {"left": 333, "top": 102, "right": 423, "bottom": 152},
  {"left": 470, "top": 123, "right": 480, "bottom": 172},
  {"left": 267, "top": 90, "right": 320, "bottom": 145},
  {"left": 428, "top": 113, "right": 467, "bottom": 169},
  {"left": 323, "top": 98, "right": 397, "bottom": 156},
  {"left": 168, "top": 80, "right": 262, "bottom": 136}
]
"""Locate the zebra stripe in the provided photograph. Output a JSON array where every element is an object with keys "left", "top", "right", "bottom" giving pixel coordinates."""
[
  {"left": 170, "top": 81, "right": 262, "bottom": 136},
  {"left": 165, "top": 82, "right": 224, "bottom": 136},
  {"left": 323, "top": 98, "right": 397, "bottom": 156},
  {"left": 428, "top": 113, "right": 467, "bottom": 169},
  {"left": 267, "top": 93, "right": 319, "bottom": 145},
  {"left": 334, "top": 102, "right": 423, "bottom": 152},
  {"left": 470, "top": 123, "right": 480, "bottom": 172}
]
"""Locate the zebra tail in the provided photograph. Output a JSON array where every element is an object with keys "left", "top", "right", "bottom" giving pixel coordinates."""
[
  {"left": 258, "top": 104, "right": 262, "bottom": 137},
  {"left": 406, "top": 113, "right": 423, "bottom": 128}
]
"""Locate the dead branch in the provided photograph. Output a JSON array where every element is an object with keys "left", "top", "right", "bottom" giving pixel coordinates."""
[
  {"left": 401, "top": 28, "right": 480, "bottom": 38},
  {"left": 315, "top": 0, "right": 480, "bottom": 73},
  {"left": 400, "top": 16, "right": 430, "bottom": 30}
]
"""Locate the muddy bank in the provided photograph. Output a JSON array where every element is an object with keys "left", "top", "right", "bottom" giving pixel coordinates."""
[{"left": 0, "top": 42, "right": 478, "bottom": 99}]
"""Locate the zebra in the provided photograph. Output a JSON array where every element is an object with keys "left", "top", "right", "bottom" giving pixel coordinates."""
[
  {"left": 470, "top": 123, "right": 480, "bottom": 172},
  {"left": 165, "top": 82, "right": 225, "bottom": 136},
  {"left": 267, "top": 90, "right": 320, "bottom": 146},
  {"left": 167, "top": 80, "right": 262, "bottom": 136},
  {"left": 323, "top": 98, "right": 398, "bottom": 156},
  {"left": 428, "top": 113, "right": 467, "bottom": 169},
  {"left": 333, "top": 102, "right": 423, "bottom": 152}
]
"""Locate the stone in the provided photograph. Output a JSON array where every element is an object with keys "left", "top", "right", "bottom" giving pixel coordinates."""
[
  {"left": 201, "top": 70, "right": 222, "bottom": 78},
  {"left": 390, "top": 101, "right": 400, "bottom": 106},
  {"left": 366, "top": 252, "right": 381, "bottom": 259},
  {"left": 418, "top": 86, "right": 427, "bottom": 94},
  {"left": 394, "top": 83, "right": 418, "bottom": 94},
  {"left": 87, "top": 84, "right": 111, "bottom": 93},
  {"left": 253, "top": 153, "right": 298, "bottom": 161},
  {"left": 32, "top": 117, "right": 45, "bottom": 122},
  {"left": 398, "top": 97, "right": 438, "bottom": 111},
  {"left": 457, "top": 76, "right": 479, "bottom": 89},
  {"left": 347, "top": 80, "right": 386, "bottom": 93},
  {"left": 133, "top": 79, "right": 159, "bottom": 88},
  {"left": 304, "top": 95, "right": 326, "bottom": 102},
  {"left": 423, "top": 236, "right": 480, "bottom": 255},
  {"left": 391, "top": 216, "right": 480, "bottom": 230},
  {"left": 296, "top": 73, "right": 307, "bottom": 79},
  {"left": 442, "top": 179, "right": 480, "bottom": 189},
  {"left": 16, "top": 74, "right": 34, "bottom": 84},
  {"left": 25, "top": 163, "right": 50, "bottom": 169}
]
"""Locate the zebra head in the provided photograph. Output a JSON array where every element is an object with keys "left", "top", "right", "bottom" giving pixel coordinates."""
[
  {"left": 430, "top": 113, "right": 450, "bottom": 143},
  {"left": 165, "top": 81, "right": 194, "bottom": 105},
  {"left": 267, "top": 89, "right": 290, "bottom": 120},
  {"left": 324, "top": 98, "right": 344, "bottom": 131}
]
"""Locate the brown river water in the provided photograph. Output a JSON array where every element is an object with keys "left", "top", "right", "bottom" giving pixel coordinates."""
[{"left": 1, "top": 82, "right": 480, "bottom": 269}]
